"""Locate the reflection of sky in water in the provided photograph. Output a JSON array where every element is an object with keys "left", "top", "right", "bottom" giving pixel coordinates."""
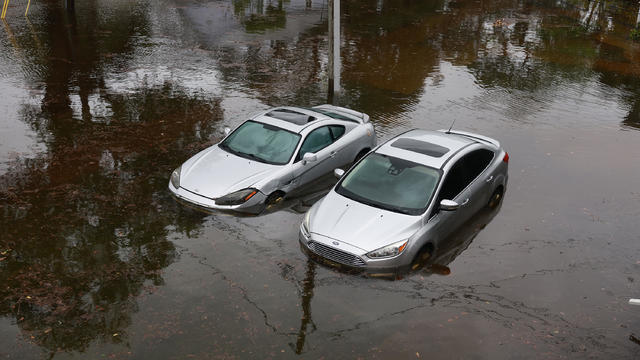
[{"left": 0, "top": 81, "right": 44, "bottom": 175}]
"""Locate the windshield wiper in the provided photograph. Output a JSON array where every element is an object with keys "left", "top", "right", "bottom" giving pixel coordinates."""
[
  {"left": 337, "top": 187, "right": 417, "bottom": 215},
  {"left": 235, "top": 150, "right": 273, "bottom": 164},
  {"left": 219, "top": 142, "right": 231, "bottom": 152}
]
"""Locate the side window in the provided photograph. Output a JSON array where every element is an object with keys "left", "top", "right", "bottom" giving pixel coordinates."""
[
  {"left": 466, "top": 149, "right": 494, "bottom": 179},
  {"left": 329, "top": 125, "right": 345, "bottom": 140},
  {"left": 437, "top": 161, "right": 469, "bottom": 203},
  {"left": 431, "top": 149, "right": 495, "bottom": 216},
  {"left": 296, "top": 126, "right": 333, "bottom": 161}
]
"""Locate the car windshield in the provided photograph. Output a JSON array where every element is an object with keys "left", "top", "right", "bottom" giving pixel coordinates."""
[
  {"left": 219, "top": 120, "right": 301, "bottom": 165},
  {"left": 335, "top": 153, "right": 441, "bottom": 215}
]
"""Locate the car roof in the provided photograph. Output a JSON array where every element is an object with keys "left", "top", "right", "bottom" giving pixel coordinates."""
[
  {"left": 250, "top": 106, "right": 342, "bottom": 134},
  {"left": 376, "top": 129, "right": 477, "bottom": 169}
]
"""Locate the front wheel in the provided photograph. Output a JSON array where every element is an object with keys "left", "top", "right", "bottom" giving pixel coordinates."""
[
  {"left": 265, "top": 191, "right": 285, "bottom": 207},
  {"left": 411, "top": 244, "right": 433, "bottom": 270}
]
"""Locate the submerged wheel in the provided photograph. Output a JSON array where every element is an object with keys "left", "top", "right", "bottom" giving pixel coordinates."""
[
  {"left": 487, "top": 187, "right": 504, "bottom": 209},
  {"left": 265, "top": 191, "right": 285, "bottom": 206},
  {"left": 411, "top": 244, "right": 434, "bottom": 270}
]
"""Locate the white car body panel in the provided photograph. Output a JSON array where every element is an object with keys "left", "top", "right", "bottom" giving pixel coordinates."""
[{"left": 169, "top": 105, "right": 376, "bottom": 213}]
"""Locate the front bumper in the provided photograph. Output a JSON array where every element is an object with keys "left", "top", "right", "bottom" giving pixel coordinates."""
[
  {"left": 168, "top": 182, "right": 267, "bottom": 214},
  {"left": 298, "top": 224, "right": 412, "bottom": 272}
]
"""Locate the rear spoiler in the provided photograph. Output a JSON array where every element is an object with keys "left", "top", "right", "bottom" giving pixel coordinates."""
[
  {"left": 312, "top": 104, "right": 370, "bottom": 124},
  {"left": 438, "top": 129, "right": 501, "bottom": 148}
]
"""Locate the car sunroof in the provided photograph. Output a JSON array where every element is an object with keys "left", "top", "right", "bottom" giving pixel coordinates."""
[
  {"left": 266, "top": 109, "right": 316, "bottom": 125},
  {"left": 390, "top": 138, "right": 449, "bottom": 157}
]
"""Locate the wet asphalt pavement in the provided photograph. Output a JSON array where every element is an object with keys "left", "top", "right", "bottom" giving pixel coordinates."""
[{"left": 1, "top": 0, "right": 640, "bottom": 358}]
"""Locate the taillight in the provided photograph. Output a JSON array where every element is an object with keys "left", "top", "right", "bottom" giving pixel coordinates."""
[{"left": 503, "top": 152, "right": 509, "bottom": 163}]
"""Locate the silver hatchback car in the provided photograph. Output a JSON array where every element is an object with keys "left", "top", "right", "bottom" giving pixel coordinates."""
[
  {"left": 299, "top": 129, "right": 508, "bottom": 271},
  {"left": 169, "top": 105, "right": 376, "bottom": 213}
]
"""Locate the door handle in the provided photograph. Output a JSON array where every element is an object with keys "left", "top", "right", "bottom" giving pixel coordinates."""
[
  {"left": 330, "top": 151, "right": 337, "bottom": 158},
  {"left": 485, "top": 176, "right": 494, "bottom": 183},
  {"left": 461, "top": 198, "right": 469, "bottom": 206}
]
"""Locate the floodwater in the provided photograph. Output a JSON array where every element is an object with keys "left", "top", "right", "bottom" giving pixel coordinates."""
[{"left": 1, "top": 0, "right": 640, "bottom": 358}]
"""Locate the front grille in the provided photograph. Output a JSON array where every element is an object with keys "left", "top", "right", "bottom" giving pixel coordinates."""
[{"left": 308, "top": 241, "right": 366, "bottom": 267}]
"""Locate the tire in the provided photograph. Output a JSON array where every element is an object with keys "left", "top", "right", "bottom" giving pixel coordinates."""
[
  {"left": 487, "top": 187, "right": 504, "bottom": 209},
  {"left": 411, "top": 244, "right": 434, "bottom": 270},
  {"left": 265, "top": 191, "right": 285, "bottom": 206}
]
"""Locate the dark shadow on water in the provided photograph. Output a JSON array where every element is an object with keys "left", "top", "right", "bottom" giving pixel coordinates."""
[{"left": 410, "top": 201, "right": 503, "bottom": 277}]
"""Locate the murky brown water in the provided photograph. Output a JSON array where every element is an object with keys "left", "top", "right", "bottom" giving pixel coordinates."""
[{"left": 1, "top": 0, "right": 640, "bottom": 358}]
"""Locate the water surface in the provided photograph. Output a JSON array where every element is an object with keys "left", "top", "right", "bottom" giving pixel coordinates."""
[{"left": 1, "top": 0, "right": 640, "bottom": 358}]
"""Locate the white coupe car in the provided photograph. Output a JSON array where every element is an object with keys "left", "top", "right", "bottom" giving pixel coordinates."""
[{"left": 169, "top": 105, "right": 377, "bottom": 213}]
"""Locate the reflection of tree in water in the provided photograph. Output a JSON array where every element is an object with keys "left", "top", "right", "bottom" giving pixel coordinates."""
[
  {"left": 0, "top": 83, "right": 222, "bottom": 354},
  {"left": 599, "top": 70, "right": 640, "bottom": 129},
  {"left": 337, "top": 0, "right": 443, "bottom": 120},
  {"left": 291, "top": 260, "right": 316, "bottom": 354},
  {"left": 403, "top": 0, "right": 640, "bottom": 125},
  {"left": 0, "top": 1, "right": 223, "bottom": 355},
  {"left": 217, "top": 29, "right": 326, "bottom": 105},
  {"left": 217, "top": 0, "right": 444, "bottom": 120},
  {"left": 232, "top": 0, "right": 288, "bottom": 33},
  {"left": 214, "top": 0, "right": 640, "bottom": 125}
]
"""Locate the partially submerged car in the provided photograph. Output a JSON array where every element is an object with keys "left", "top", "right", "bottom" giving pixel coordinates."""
[
  {"left": 299, "top": 129, "right": 508, "bottom": 271},
  {"left": 169, "top": 105, "right": 376, "bottom": 213}
]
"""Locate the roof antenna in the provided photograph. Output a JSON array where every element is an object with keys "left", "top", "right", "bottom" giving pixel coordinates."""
[{"left": 446, "top": 118, "right": 456, "bottom": 133}]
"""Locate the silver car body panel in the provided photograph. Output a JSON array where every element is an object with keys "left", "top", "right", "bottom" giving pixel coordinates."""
[
  {"left": 301, "top": 129, "right": 508, "bottom": 270},
  {"left": 169, "top": 105, "right": 376, "bottom": 213},
  {"left": 305, "top": 191, "right": 420, "bottom": 254}
]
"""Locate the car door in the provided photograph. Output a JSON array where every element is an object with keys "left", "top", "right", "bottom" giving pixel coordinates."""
[
  {"left": 461, "top": 148, "right": 495, "bottom": 213},
  {"left": 425, "top": 149, "right": 494, "bottom": 242},
  {"left": 326, "top": 124, "right": 351, "bottom": 166},
  {"left": 292, "top": 125, "right": 344, "bottom": 187}
]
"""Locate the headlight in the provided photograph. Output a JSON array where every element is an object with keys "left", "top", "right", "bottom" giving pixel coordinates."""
[
  {"left": 301, "top": 210, "right": 311, "bottom": 236},
  {"left": 216, "top": 188, "right": 259, "bottom": 206},
  {"left": 170, "top": 166, "right": 181, "bottom": 188},
  {"left": 366, "top": 240, "right": 408, "bottom": 259}
]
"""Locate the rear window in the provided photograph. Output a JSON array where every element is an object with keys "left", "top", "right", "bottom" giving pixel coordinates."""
[
  {"left": 390, "top": 138, "right": 449, "bottom": 158},
  {"left": 266, "top": 109, "right": 315, "bottom": 125},
  {"left": 309, "top": 108, "right": 359, "bottom": 123}
]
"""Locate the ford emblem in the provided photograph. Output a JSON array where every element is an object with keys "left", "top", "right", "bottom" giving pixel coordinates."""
[{"left": 332, "top": 241, "right": 339, "bottom": 246}]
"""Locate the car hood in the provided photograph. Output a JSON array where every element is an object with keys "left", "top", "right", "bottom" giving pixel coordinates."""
[
  {"left": 180, "top": 145, "right": 278, "bottom": 199},
  {"left": 309, "top": 191, "right": 421, "bottom": 253}
]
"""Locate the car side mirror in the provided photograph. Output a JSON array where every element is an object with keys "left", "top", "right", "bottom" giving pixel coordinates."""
[
  {"left": 439, "top": 199, "right": 459, "bottom": 211},
  {"left": 223, "top": 127, "right": 231, "bottom": 136},
  {"left": 302, "top": 152, "right": 317, "bottom": 164},
  {"left": 334, "top": 168, "right": 345, "bottom": 179}
]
